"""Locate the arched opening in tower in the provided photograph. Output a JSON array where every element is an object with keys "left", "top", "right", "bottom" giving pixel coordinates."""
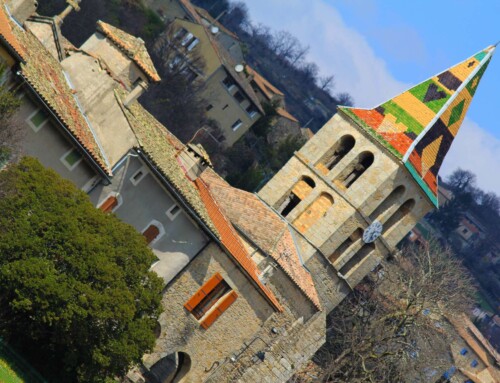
[
  {"left": 329, "top": 227, "right": 363, "bottom": 263},
  {"left": 369, "top": 185, "right": 406, "bottom": 223},
  {"left": 339, "top": 242, "right": 376, "bottom": 276},
  {"left": 293, "top": 192, "right": 334, "bottom": 233},
  {"left": 336, "top": 151, "right": 374, "bottom": 189},
  {"left": 277, "top": 176, "right": 315, "bottom": 217},
  {"left": 383, "top": 199, "right": 416, "bottom": 234},
  {"left": 322, "top": 134, "right": 356, "bottom": 170}
]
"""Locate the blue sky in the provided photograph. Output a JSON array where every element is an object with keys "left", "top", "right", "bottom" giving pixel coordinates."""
[{"left": 244, "top": 0, "right": 500, "bottom": 193}]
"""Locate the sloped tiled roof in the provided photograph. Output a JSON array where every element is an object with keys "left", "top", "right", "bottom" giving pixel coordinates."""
[
  {"left": 0, "top": 3, "right": 25, "bottom": 59},
  {"left": 246, "top": 65, "right": 284, "bottom": 99},
  {"left": 201, "top": 168, "right": 321, "bottom": 310},
  {"left": 195, "top": 178, "right": 283, "bottom": 312},
  {"left": 277, "top": 107, "right": 299, "bottom": 123},
  {"left": 96, "top": 20, "right": 160, "bottom": 82},
  {"left": 117, "top": 93, "right": 217, "bottom": 234},
  {"left": 3, "top": 5, "right": 111, "bottom": 175},
  {"left": 339, "top": 45, "right": 495, "bottom": 207},
  {"left": 193, "top": 5, "right": 239, "bottom": 40}
]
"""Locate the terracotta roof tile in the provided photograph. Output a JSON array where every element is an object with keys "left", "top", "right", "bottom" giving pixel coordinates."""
[
  {"left": 193, "top": 6, "right": 239, "bottom": 40},
  {"left": 6, "top": 9, "right": 111, "bottom": 175},
  {"left": 277, "top": 107, "right": 299, "bottom": 123},
  {"left": 201, "top": 168, "right": 321, "bottom": 310},
  {"left": 96, "top": 21, "right": 160, "bottom": 82},
  {"left": 195, "top": 177, "right": 283, "bottom": 312},
  {"left": 0, "top": 3, "right": 26, "bottom": 59},
  {"left": 246, "top": 65, "right": 284, "bottom": 99}
]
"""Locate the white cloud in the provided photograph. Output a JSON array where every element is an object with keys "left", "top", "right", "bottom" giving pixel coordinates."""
[
  {"left": 245, "top": 0, "right": 408, "bottom": 106},
  {"left": 441, "top": 118, "right": 500, "bottom": 194},
  {"left": 244, "top": 0, "right": 500, "bottom": 194}
]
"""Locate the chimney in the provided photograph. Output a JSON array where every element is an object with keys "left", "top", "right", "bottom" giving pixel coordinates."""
[
  {"left": 55, "top": 0, "right": 81, "bottom": 25},
  {"left": 124, "top": 80, "right": 148, "bottom": 108},
  {"left": 177, "top": 144, "right": 212, "bottom": 181}
]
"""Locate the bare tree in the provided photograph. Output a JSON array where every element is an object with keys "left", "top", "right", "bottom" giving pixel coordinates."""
[
  {"left": 446, "top": 169, "right": 476, "bottom": 194},
  {"left": 292, "top": 241, "right": 476, "bottom": 383},
  {"left": 141, "top": 22, "right": 210, "bottom": 142},
  {"left": 318, "top": 75, "right": 335, "bottom": 92},
  {"left": 270, "top": 30, "right": 302, "bottom": 62}
]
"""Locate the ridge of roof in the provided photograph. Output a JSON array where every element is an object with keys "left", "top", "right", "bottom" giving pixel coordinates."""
[
  {"left": 195, "top": 177, "right": 283, "bottom": 312},
  {"left": 193, "top": 5, "right": 239, "bottom": 40},
  {"left": 339, "top": 45, "right": 495, "bottom": 207},
  {"left": 8, "top": 12, "right": 111, "bottom": 175},
  {"left": 201, "top": 168, "right": 321, "bottom": 310},
  {"left": 96, "top": 20, "right": 160, "bottom": 82},
  {"left": 277, "top": 107, "right": 299, "bottom": 123},
  {"left": 116, "top": 92, "right": 218, "bottom": 235}
]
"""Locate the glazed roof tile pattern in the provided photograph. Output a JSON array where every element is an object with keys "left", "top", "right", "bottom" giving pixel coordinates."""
[
  {"left": 117, "top": 92, "right": 217, "bottom": 234},
  {"left": 339, "top": 46, "right": 495, "bottom": 206},
  {"left": 5, "top": 10, "right": 111, "bottom": 175},
  {"left": 195, "top": 178, "right": 283, "bottom": 312},
  {"left": 201, "top": 168, "right": 321, "bottom": 310},
  {"left": 96, "top": 21, "right": 160, "bottom": 82}
]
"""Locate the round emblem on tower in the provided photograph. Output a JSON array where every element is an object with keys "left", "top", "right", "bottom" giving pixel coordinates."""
[{"left": 362, "top": 220, "right": 383, "bottom": 243}]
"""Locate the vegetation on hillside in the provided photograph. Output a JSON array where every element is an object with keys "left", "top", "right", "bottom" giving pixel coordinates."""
[{"left": 0, "top": 158, "right": 163, "bottom": 383}]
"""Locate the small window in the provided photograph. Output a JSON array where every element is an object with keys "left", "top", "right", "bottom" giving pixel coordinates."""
[
  {"left": 231, "top": 119, "right": 243, "bottom": 131},
  {"left": 222, "top": 104, "right": 229, "bottom": 111},
  {"left": 130, "top": 167, "right": 147, "bottom": 186},
  {"left": 166, "top": 204, "right": 181, "bottom": 220},
  {"left": 471, "top": 359, "right": 478, "bottom": 368},
  {"left": 186, "top": 38, "right": 199, "bottom": 51},
  {"left": 143, "top": 224, "right": 160, "bottom": 244},
  {"left": 61, "top": 148, "right": 82, "bottom": 171},
  {"left": 174, "top": 27, "right": 188, "bottom": 40},
  {"left": 206, "top": 104, "right": 213, "bottom": 112},
  {"left": 184, "top": 272, "right": 238, "bottom": 329},
  {"left": 462, "top": 228, "right": 468, "bottom": 234},
  {"left": 98, "top": 195, "right": 119, "bottom": 213},
  {"left": 459, "top": 348, "right": 468, "bottom": 356},
  {"left": 222, "top": 76, "right": 235, "bottom": 90},
  {"left": 27, "top": 109, "right": 49, "bottom": 132},
  {"left": 246, "top": 104, "right": 258, "bottom": 118},
  {"left": 233, "top": 91, "right": 245, "bottom": 103},
  {"left": 180, "top": 32, "right": 194, "bottom": 46}
]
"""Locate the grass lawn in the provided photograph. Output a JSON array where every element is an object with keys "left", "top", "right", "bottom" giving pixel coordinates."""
[{"left": 0, "top": 357, "right": 24, "bottom": 383}]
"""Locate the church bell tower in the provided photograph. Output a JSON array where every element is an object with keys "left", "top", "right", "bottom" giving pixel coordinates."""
[{"left": 258, "top": 45, "right": 495, "bottom": 288}]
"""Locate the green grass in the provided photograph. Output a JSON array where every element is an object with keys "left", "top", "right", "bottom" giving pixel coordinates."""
[{"left": 0, "top": 357, "right": 25, "bottom": 383}]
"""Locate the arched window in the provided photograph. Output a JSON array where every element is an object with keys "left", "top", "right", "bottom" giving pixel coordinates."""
[
  {"left": 99, "top": 195, "right": 118, "bottom": 213},
  {"left": 278, "top": 176, "right": 315, "bottom": 217},
  {"left": 149, "top": 352, "right": 192, "bottom": 383},
  {"left": 369, "top": 185, "right": 406, "bottom": 222},
  {"left": 329, "top": 227, "right": 363, "bottom": 263},
  {"left": 383, "top": 199, "right": 415, "bottom": 234},
  {"left": 339, "top": 242, "right": 375, "bottom": 276},
  {"left": 143, "top": 224, "right": 160, "bottom": 244},
  {"left": 335, "top": 151, "right": 374, "bottom": 189},
  {"left": 322, "top": 135, "right": 355, "bottom": 170},
  {"left": 293, "top": 192, "right": 334, "bottom": 233}
]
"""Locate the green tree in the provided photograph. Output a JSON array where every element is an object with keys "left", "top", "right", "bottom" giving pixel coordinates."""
[{"left": 0, "top": 158, "right": 163, "bottom": 383}]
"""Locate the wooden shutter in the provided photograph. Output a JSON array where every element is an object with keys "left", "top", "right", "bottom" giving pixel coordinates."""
[
  {"left": 184, "top": 273, "right": 223, "bottom": 312},
  {"left": 99, "top": 196, "right": 118, "bottom": 213},
  {"left": 143, "top": 225, "right": 160, "bottom": 244},
  {"left": 200, "top": 291, "right": 238, "bottom": 330}
]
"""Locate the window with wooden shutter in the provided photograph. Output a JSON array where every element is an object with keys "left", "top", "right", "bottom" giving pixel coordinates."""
[
  {"left": 184, "top": 273, "right": 238, "bottom": 329},
  {"left": 143, "top": 224, "right": 160, "bottom": 244},
  {"left": 99, "top": 196, "right": 118, "bottom": 213}
]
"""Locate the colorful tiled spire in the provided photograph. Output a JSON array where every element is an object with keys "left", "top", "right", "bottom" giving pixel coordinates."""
[{"left": 339, "top": 45, "right": 495, "bottom": 206}]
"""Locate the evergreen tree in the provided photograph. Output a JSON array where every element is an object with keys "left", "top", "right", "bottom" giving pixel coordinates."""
[{"left": 0, "top": 158, "right": 163, "bottom": 383}]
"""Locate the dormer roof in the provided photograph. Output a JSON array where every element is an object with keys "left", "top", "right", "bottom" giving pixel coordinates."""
[
  {"left": 339, "top": 45, "right": 495, "bottom": 206},
  {"left": 96, "top": 20, "right": 160, "bottom": 82}
]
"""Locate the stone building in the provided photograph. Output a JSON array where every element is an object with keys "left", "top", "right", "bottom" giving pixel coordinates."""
[{"left": 0, "top": 1, "right": 497, "bottom": 382}]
